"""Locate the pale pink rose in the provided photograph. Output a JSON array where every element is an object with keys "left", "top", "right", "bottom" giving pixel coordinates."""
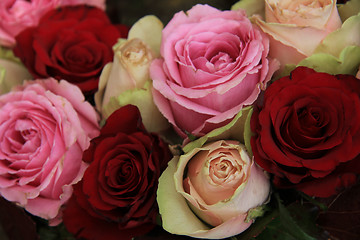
[
  {"left": 0, "top": 78, "right": 99, "bottom": 221},
  {"left": 157, "top": 140, "right": 270, "bottom": 239},
  {"left": 250, "top": 0, "right": 342, "bottom": 67},
  {"left": 0, "top": 0, "right": 105, "bottom": 47},
  {"left": 150, "top": 4, "right": 279, "bottom": 138},
  {"left": 357, "top": 66, "right": 360, "bottom": 79}
]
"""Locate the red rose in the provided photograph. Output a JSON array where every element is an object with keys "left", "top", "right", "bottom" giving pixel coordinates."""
[
  {"left": 13, "top": 5, "right": 128, "bottom": 94},
  {"left": 62, "top": 105, "right": 172, "bottom": 240},
  {"left": 251, "top": 67, "right": 360, "bottom": 198}
]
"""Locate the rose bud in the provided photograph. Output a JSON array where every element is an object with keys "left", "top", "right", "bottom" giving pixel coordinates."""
[
  {"left": 157, "top": 140, "right": 270, "bottom": 239},
  {"left": 95, "top": 15, "right": 169, "bottom": 133}
]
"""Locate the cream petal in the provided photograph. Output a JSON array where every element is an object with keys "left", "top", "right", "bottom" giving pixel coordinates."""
[
  {"left": 127, "top": 15, "right": 163, "bottom": 57},
  {"left": 0, "top": 59, "right": 31, "bottom": 94},
  {"left": 253, "top": 16, "right": 330, "bottom": 57}
]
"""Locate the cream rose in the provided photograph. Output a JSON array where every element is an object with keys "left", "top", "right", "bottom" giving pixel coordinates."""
[
  {"left": 95, "top": 15, "right": 169, "bottom": 133},
  {"left": 157, "top": 140, "right": 270, "bottom": 239},
  {"left": 233, "top": 0, "right": 342, "bottom": 68}
]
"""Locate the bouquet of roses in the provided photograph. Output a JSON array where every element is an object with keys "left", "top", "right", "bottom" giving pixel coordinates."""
[{"left": 0, "top": 0, "right": 359, "bottom": 239}]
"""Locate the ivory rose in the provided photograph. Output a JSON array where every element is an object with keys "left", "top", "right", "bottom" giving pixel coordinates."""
[
  {"left": 95, "top": 15, "right": 169, "bottom": 133},
  {"left": 150, "top": 4, "right": 278, "bottom": 138},
  {"left": 233, "top": 0, "right": 342, "bottom": 68},
  {"left": 0, "top": 78, "right": 99, "bottom": 221},
  {"left": 157, "top": 140, "right": 270, "bottom": 239},
  {"left": 0, "top": 0, "right": 105, "bottom": 48},
  {"left": 0, "top": 47, "right": 31, "bottom": 94}
]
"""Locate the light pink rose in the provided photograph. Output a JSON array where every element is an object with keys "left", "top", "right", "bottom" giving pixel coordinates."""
[
  {"left": 250, "top": 0, "right": 342, "bottom": 68},
  {"left": 0, "top": 0, "right": 105, "bottom": 47},
  {"left": 150, "top": 4, "right": 278, "bottom": 138},
  {"left": 0, "top": 78, "right": 99, "bottom": 221},
  {"left": 357, "top": 66, "right": 360, "bottom": 79}
]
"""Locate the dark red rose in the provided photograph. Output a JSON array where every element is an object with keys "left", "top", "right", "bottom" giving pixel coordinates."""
[
  {"left": 251, "top": 66, "right": 360, "bottom": 198},
  {"left": 62, "top": 105, "right": 172, "bottom": 240},
  {"left": 13, "top": 5, "right": 128, "bottom": 94}
]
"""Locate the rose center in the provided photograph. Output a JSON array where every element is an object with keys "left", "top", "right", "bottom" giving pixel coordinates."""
[
  {"left": 116, "top": 160, "right": 134, "bottom": 185},
  {"left": 208, "top": 52, "right": 232, "bottom": 72},
  {"left": 20, "top": 129, "right": 37, "bottom": 141},
  {"left": 270, "top": 0, "right": 330, "bottom": 11},
  {"left": 213, "top": 159, "right": 233, "bottom": 178},
  {"left": 209, "top": 155, "right": 242, "bottom": 185},
  {"left": 2, "top": 119, "right": 40, "bottom": 154},
  {"left": 121, "top": 39, "right": 148, "bottom": 65}
]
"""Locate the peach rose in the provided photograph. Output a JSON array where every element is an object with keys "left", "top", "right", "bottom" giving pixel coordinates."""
[
  {"left": 233, "top": 0, "right": 342, "bottom": 68},
  {"left": 157, "top": 140, "right": 270, "bottom": 239}
]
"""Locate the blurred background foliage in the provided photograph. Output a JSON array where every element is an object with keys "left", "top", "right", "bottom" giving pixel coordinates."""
[{"left": 106, "top": 0, "right": 239, "bottom": 26}]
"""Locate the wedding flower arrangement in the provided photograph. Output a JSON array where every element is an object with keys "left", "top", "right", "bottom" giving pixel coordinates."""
[{"left": 0, "top": 0, "right": 359, "bottom": 240}]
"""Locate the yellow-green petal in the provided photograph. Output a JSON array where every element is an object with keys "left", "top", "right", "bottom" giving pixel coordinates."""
[
  {"left": 103, "top": 81, "right": 169, "bottom": 133},
  {"left": 314, "top": 12, "right": 360, "bottom": 57},
  {"left": 157, "top": 157, "right": 211, "bottom": 235},
  {"left": 244, "top": 107, "right": 254, "bottom": 158},
  {"left": 127, "top": 15, "right": 163, "bottom": 58},
  {"left": 297, "top": 46, "right": 360, "bottom": 75},
  {"left": 182, "top": 106, "right": 252, "bottom": 154},
  {"left": 0, "top": 47, "right": 21, "bottom": 63},
  {"left": 231, "top": 0, "right": 265, "bottom": 19},
  {"left": 337, "top": 0, "right": 360, "bottom": 22}
]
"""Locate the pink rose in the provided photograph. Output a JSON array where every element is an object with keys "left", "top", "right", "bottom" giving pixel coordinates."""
[
  {"left": 0, "top": 0, "right": 105, "bottom": 47},
  {"left": 0, "top": 78, "right": 99, "bottom": 221},
  {"left": 150, "top": 4, "right": 278, "bottom": 138}
]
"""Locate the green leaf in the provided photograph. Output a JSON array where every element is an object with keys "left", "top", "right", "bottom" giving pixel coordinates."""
[
  {"left": 235, "top": 207, "right": 279, "bottom": 240},
  {"left": 234, "top": 192, "right": 326, "bottom": 240},
  {"left": 275, "top": 195, "right": 318, "bottom": 240},
  {"left": 37, "top": 222, "right": 76, "bottom": 240}
]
